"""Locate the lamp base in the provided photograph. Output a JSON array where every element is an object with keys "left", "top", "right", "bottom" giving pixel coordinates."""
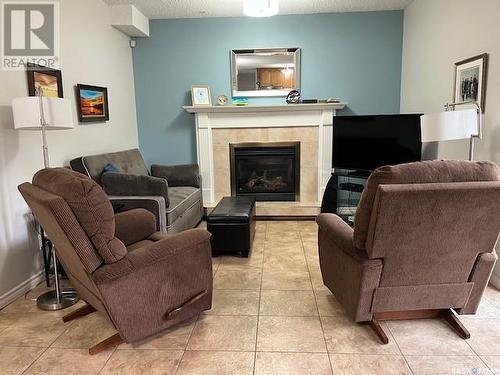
[{"left": 37, "top": 289, "right": 79, "bottom": 311}]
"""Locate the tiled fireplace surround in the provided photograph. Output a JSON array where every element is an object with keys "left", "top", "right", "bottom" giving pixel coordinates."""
[{"left": 184, "top": 103, "right": 346, "bottom": 214}]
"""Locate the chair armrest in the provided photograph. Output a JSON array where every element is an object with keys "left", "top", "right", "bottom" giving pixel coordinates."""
[
  {"left": 151, "top": 164, "right": 201, "bottom": 188},
  {"left": 93, "top": 228, "right": 211, "bottom": 283},
  {"left": 102, "top": 173, "right": 169, "bottom": 206},
  {"left": 114, "top": 208, "right": 157, "bottom": 246},
  {"left": 316, "top": 213, "right": 375, "bottom": 265},
  {"left": 109, "top": 196, "right": 167, "bottom": 232}
]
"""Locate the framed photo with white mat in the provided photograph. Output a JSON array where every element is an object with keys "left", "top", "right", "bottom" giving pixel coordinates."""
[
  {"left": 191, "top": 85, "right": 212, "bottom": 106},
  {"left": 453, "top": 53, "right": 488, "bottom": 113}
]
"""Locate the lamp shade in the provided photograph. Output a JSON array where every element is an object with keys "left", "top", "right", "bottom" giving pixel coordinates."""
[
  {"left": 420, "top": 109, "right": 478, "bottom": 143},
  {"left": 12, "top": 97, "right": 73, "bottom": 130}
]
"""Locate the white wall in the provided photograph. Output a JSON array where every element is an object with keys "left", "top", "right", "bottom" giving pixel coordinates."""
[
  {"left": 401, "top": 0, "right": 500, "bottom": 287},
  {"left": 0, "top": 0, "right": 139, "bottom": 306}
]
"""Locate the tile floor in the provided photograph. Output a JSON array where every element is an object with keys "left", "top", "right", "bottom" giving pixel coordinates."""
[{"left": 1, "top": 220, "right": 500, "bottom": 374}]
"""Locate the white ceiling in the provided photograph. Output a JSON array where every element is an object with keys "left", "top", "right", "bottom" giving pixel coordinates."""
[{"left": 104, "top": 0, "right": 414, "bottom": 19}]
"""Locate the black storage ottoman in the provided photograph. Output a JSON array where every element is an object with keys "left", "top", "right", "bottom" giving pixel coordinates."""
[{"left": 207, "top": 197, "right": 256, "bottom": 257}]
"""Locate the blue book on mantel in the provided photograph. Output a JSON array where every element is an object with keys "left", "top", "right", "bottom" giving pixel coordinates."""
[{"left": 232, "top": 97, "right": 249, "bottom": 106}]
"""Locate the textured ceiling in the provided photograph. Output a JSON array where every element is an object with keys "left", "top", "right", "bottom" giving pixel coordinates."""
[{"left": 104, "top": 0, "right": 413, "bottom": 19}]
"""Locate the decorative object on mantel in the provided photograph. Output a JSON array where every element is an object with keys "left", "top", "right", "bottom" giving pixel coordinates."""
[
  {"left": 421, "top": 101, "right": 481, "bottom": 160},
  {"left": 217, "top": 94, "right": 228, "bottom": 106},
  {"left": 286, "top": 90, "right": 300, "bottom": 104},
  {"left": 191, "top": 85, "right": 212, "bottom": 106},
  {"left": 76, "top": 84, "right": 110, "bottom": 123},
  {"left": 232, "top": 97, "right": 248, "bottom": 106},
  {"left": 27, "top": 63, "right": 63, "bottom": 98},
  {"left": 454, "top": 53, "right": 488, "bottom": 113}
]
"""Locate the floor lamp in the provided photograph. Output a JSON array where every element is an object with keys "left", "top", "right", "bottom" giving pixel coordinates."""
[
  {"left": 12, "top": 92, "right": 80, "bottom": 310},
  {"left": 420, "top": 101, "right": 482, "bottom": 161}
]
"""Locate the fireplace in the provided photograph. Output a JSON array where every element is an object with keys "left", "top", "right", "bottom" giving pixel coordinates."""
[{"left": 230, "top": 142, "right": 300, "bottom": 201}]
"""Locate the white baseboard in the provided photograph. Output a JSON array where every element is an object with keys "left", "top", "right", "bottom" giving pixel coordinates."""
[{"left": 0, "top": 271, "right": 45, "bottom": 310}]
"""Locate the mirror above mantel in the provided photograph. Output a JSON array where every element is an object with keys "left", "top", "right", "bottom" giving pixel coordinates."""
[{"left": 230, "top": 48, "right": 301, "bottom": 97}]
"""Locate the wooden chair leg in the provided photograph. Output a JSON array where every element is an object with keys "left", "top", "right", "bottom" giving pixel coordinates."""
[
  {"left": 442, "top": 309, "right": 470, "bottom": 339},
  {"left": 367, "top": 319, "right": 389, "bottom": 345},
  {"left": 89, "top": 333, "right": 124, "bottom": 355},
  {"left": 62, "top": 304, "right": 96, "bottom": 323}
]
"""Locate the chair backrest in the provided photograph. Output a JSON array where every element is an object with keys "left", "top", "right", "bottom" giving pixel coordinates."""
[
  {"left": 18, "top": 168, "right": 129, "bottom": 318},
  {"left": 366, "top": 181, "right": 500, "bottom": 288},
  {"left": 354, "top": 160, "right": 500, "bottom": 249},
  {"left": 69, "top": 148, "right": 149, "bottom": 185}
]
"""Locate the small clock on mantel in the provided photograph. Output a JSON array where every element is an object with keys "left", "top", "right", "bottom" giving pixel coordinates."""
[{"left": 191, "top": 85, "right": 212, "bottom": 106}]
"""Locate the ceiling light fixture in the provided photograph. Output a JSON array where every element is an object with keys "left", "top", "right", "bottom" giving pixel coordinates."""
[{"left": 243, "top": 0, "right": 279, "bottom": 17}]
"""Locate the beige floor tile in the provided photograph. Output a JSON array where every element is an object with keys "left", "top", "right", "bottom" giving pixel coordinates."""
[
  {"left": 255, "top": 352, "right": 331, "bottom": 375},
  {"left": 0, "top": 346, "right": 45, "bottom": 375},
  {"left": 205, "top": 290, "right": 259, "bottom": 315},
  {"left": 118, "top": 317, "right": 196, "bottom": 350},
  {"left": 314, "top": 290, "right": 345, "bottom": 317},
  {"left": 259, "top": 290, "right": 318, "bottom": 316},
  {"left": 24, "top": 348, "right": 112, "bottom": 375},
  {"left": 460, "top": 318, "right": 500, "bottom": 355},
  {"left": 387, "top": 319, "right": 474, "bottom": 355},
  {"left": 263, "top": 252, "right": 308, "bottom": 272},
  {"left": 321, "top": 316, "right": 400, "bottom": 354},
  {"left": 329, "top": 354, "right": 411, "bottom": 374},
  {"left": 264, "top": 241, "right": 304, "bottom": 255},
  {"left": 470, "top": 299, "right": 500, "bottom": 319},
  {"left": 405, "top": 355, "right": 492, "bottom": 375},
  {"left": 0, "top": 312, "right": 68, "bottom": 347},
  {"left": 300, "top": 231, "right": 318, "bottom": 243},
  {"left": 187, "top": 315, "right": 257, "bottom": 351},
  {"left": 100, "top": 349, "right": 183, "bottom": 375},
  {"left": 309, "top": 268, "right": 329, "bottom": 291},
  {"left": 218, "top": 253, "right": 263, "bottom": 270},
  {"left": 177, "top": 350, "right": 254, "bottom": 375},
  {"left": 257, "top": 316, "right": 326, "bottom": 352},
  {"left": 214, "top": 269, "right": 262, "bottom": 290},
  {"left": 481, "top": 356, "right": 500, "bottom": 374},
  {"left": 51, "top": 313, "right": 116, "bottom": 349},
  {"left": 261, "top": 270, "right": 312, "bottom": 291},
  {"left": 484, "top": 285, "right": 500, "bottom": 307}
]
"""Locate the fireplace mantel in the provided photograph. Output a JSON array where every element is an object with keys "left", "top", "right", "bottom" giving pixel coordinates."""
[{"left": 183, "top": 103, "right": 347, "bottom": 207}]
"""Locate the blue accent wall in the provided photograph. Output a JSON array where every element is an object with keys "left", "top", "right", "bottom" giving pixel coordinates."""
[{"left": 133, "top": 11, "right": 404, "bottom": 165}]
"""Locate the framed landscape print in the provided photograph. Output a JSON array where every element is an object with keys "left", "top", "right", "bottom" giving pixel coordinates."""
[
  {"left": 454, "top": 53, "right": 488, "bottom": 113},
  {"left": 76, "top": 84, "right": 109, "bottom": 123},
  {"left": 191, "top": 85, "right": 212, "bottom": 106},
  {"left": 27, "top": 63, "right": 63, "bottom": 98}
]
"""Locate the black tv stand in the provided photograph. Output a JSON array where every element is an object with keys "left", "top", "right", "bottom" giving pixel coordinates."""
[{"left": 320, "top": 169, "right": 372, "bottom": 225}]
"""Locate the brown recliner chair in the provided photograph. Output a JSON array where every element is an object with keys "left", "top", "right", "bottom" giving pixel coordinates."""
[
  {"left": 18, "top": 168, "right": 212, "bottom": 354},
  {"left": 317, "top": 160, "right": 500, "bottom": 343}
]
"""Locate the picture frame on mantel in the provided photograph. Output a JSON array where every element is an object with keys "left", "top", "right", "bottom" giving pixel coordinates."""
[
  {"left": 191, "top": 85, "right": 212, "bottom": 106},
  {"left": 453, "top": 53, "right": 488, "bottom": 113}
]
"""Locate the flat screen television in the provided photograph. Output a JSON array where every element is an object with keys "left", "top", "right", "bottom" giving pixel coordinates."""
[{"left": 332, "top": 114, "right": 422, "bottom": 171}]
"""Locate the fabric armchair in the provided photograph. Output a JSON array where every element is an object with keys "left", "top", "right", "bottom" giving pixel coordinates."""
[
  {"left": 70, "top": 149, "right": 204, "bottom": 234},
  {"left": 18, "top": 168, "right": 212, "bottom": 353},
  {"left": 317, "top": 160, "right": 500, "bottom": 344}
]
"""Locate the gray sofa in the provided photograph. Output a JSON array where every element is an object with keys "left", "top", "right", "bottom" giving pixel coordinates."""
[{"left": 70, "top": 149, "right": 203, "bottom": 233}]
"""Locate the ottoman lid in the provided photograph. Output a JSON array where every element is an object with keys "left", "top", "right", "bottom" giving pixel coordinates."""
[{"left": 208, "top": 197, "right": 256, "bottom": 223}]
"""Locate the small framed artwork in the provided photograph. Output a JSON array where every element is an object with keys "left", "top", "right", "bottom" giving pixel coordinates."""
[
  {"left": 76, "top": 84, "right": 109, "bottom": 123},
  {"left": 191, "top": 85, "right": 212, "bottom": 106},
  {"left": 454, "top": 53, "right": 488, "bottom": 112},
  {"left": 26, "top": 63, "right": 63, "bottom": 98}
]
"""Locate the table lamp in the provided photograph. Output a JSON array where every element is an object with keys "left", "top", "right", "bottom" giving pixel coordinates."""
[{"left": 12, "top": 92, "right": 79, "bottom": 310}]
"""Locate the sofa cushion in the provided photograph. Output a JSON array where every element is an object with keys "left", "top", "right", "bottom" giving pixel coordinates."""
[
  {"left": 354, "top": 160, "right": 500, "bottom": 249},
  {"left": 166, "top": 187, "right": 201, "bottom": 225},
  {"left": 33, "top": 168, "right": 127, "bottom": 263},
  {"left": 70, "top": 149, "right": 149, "bottom": 186}
]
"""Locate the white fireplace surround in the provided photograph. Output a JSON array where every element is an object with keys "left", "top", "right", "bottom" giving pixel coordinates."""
[{"left": 183, "top": 103, "right": 347, "bottom": 206}]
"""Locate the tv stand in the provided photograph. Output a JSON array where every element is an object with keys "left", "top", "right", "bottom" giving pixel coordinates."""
[{"left": 320, "top": 169, "right": 372, "bottom": 225}]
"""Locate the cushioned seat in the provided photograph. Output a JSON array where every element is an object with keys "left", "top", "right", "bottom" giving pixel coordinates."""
[{"left": 167, "top": 187, "right": 202, "bottom": 224}]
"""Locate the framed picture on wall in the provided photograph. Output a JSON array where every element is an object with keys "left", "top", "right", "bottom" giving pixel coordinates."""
[
  {"left": 76, "top": 84, "right": 109, "bottom": 123},
  {"left": 26, "top": 63, "right": 63, "bottom": 98},
  {"left": 191, "top": 85, "right": 212, "bottom": 106},
  {"left": 453, "top": 53, "right": 488, "bottom": 113}
]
